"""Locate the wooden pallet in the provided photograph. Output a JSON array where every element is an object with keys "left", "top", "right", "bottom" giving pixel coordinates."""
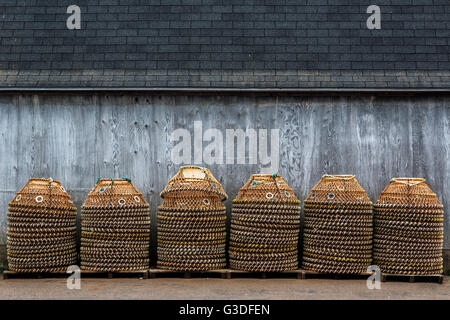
[
  {"left": 149, "top": 269, "right": 303, "bottom": 279},
  {"left": 3, "top": 270, "right": 69, "bottom": 279},
  {"left": 226, "top": 269, "right": 303, "bottom": 279},
  {"left": 2, "top": 270, "right": 148, "bottom": 279},
  {"left": 299, "top": 269, "right": 374, "bottom": 280},
  {"left": 81, "top": 270, "right": 148, "bottom": 279},
  {"left": 148, "top": 268, "right": 229, "bottom": 279},
  {"left": 381, "top": 273, "right": 444, "bottom": 284}
]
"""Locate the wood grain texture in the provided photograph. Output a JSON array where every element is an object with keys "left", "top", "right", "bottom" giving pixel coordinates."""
[{"left": 0, "top": 93, "right": 449, "bottom": 267}]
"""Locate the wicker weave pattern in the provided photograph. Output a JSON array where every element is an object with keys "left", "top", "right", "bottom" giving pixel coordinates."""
[
  {"left": 302, "top": 175, "right": 373, "bottom": 274},
  {"left": 80, "top": 178, "right": 150, "bottom": 272},
  {"left": 7, "top": 178, "right": 77, "bottom": 272},
  {"left": 157, "top": 166, "right": 227, "bottom": 271},
  {"left": 373, "top": 178, "right": 444, "bottom": 275},
  {"left": 229, "top": 174, "right": 301, "bottom": 272},
  {"left": 160, "top": 166, "right": 227, "bottom": 201}
]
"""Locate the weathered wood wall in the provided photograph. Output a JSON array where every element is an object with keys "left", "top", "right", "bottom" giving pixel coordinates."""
[{"left": 0, "top": 93, "right": 449, "bottom": 269}]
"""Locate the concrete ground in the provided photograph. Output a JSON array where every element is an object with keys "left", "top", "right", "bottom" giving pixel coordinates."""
[{"left": 0, "top": 276, "right": 448, "bottom": 300}]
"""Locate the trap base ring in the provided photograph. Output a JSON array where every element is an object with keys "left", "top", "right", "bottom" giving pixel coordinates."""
[{"left": 35, "top": 196, "right": 44, "bottom": 203}]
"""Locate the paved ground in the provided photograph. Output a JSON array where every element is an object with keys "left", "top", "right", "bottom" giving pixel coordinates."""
[{"left": 0, "top": 276, "right": 448, "bottom": 300}]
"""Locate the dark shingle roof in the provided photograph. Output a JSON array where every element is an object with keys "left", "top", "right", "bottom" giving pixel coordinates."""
[{"left": 1, "top": 1, "right": 449, "bottom": 89}]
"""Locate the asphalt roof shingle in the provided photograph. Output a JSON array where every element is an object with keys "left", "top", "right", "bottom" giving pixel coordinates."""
[{"left": 0, "top": 1, "right": 449, "bottom": 89}]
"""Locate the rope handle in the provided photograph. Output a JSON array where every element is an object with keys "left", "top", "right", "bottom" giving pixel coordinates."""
[
  {"left": 47, "top": 177, "right": 53, "bottom": 209},
  {"left": 108, "top": 177, "right": 114, "bottom": 206},
  {"left": 322, "top": 174, "right": 355, "bottom": 181},
  {"left": 272, "top": 173, "right": 284, "bottom": 198},
  {"left": 97, "top": 177, "right": 124, "bottom": 184},
  {"left": 181, "top": 165, "right": 205, "bottom": 172},
  {"left": 180, "top": 166, "right": 208, "bottom": 180},
  {"left": 391, "top": 178, "right": 425, "bottom": 186}
]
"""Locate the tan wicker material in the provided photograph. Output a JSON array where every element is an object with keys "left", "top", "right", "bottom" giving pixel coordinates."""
[
  {"left": 376, "top": 178, "right": 443, "bottom": 206},
  {"left": 373, "top": 178, "right": 444, "bottom": 275},
  {"left": 234, "top": 174, "right": 300, "bottom": 203},
  {"left": 304, "top": 174, "right": 372, "bottom": 204},
  {"left": 157, "top": 166, "right": 227, "bottom": 271},
  {"left": 229, "top": 174, "right": 301, "bottom": 272},
  {"left": 160, "top": 166, "right": 227, "bottom": 201},
  {"left": 7, "top": 178, "right": 77, "bottom": 272},
  {"left": 302, "top": 174, "right": 373, "bottom": 274},
  {"left": 80, "top": 178, "right": 150, "bottom": 272}
]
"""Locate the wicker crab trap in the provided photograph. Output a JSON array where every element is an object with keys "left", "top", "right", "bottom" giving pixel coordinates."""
[
  {"left": 373, "top": 178, "right": 444, "bottom": 275},
  {"left": 80, "top": 178, "right": 150, "bottom": 272},
  {"left": 7, "top": 178, "right": 77, "bottom": 272},
  {"left": 302, "top": 175, "right": 373, "bottom": 274},
  {"left": 157, "top": 166, "right": 227, "bottom": 271},
  {"left": 229, "top": 174, "right": 301, "bottom": 272}
]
